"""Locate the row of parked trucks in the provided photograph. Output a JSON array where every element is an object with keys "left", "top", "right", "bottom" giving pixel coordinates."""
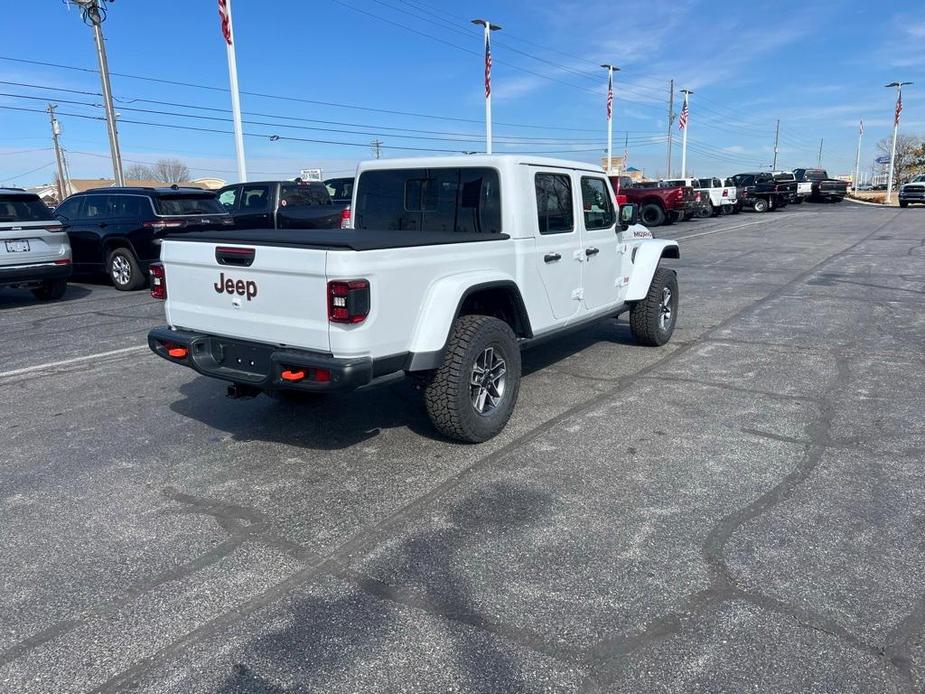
[{"left": 611, "top": 168, "right": 848, "bottom": 227}]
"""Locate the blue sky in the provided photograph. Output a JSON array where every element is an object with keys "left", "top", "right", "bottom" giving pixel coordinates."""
[{"left": 1, "top": 0, "right": 922, "bottom": 188}]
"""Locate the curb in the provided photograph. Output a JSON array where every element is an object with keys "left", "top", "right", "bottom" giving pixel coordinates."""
[{"left": 843, "top": 196, "right": 897, "bottom": 208}]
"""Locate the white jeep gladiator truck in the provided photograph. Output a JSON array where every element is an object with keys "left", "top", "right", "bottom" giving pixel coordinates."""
[{"left": 148, "top": 156, "right": 680, "bottom": 442}]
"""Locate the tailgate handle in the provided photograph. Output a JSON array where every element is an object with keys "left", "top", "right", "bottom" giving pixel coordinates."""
[{"left": 215, "top": 246, "right": 255, "bottom": 267}]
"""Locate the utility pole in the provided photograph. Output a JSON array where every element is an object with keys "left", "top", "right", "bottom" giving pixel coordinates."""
[
  {"left": 679, "top": 89, "right": 693, "bottom": 178},
  {"left": 69, "top": 0, "right": 123, "bottom": 185},
  {"left": 666, "top": 80, "right": 674, "bottom": 178},
  {"left": 885, "top": 80, "right": 912, "bottom": 204},
  {"left": 370, "top": 139, "right": 383, "bottom": 159},
  {"left": 771, "top": 119, "right": 780, "bottom": 170},
  {"left": 601, "top": 64, "right": 620, "bottom": 174},
  {"left": 47, "top": 104, "right": 68, "bottom": 203},
  {"left": 471, "top": 19, "right": 501, "bottom": 154},
  {"left": 853, "top": 119, "right": 863, "bottom": 192},
  {"left": 817, "top": 138, "right": 823, "bottom": 167}
]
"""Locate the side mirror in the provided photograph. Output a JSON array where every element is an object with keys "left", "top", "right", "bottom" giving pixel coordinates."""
[{"left": 618, "top": 203, "right": 638, "bottom": 230}]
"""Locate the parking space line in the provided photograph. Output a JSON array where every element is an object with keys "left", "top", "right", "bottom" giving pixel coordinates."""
[
  {"left": 0, "top": 345, "right": 148, "bottom": 379},
  {"left": 669, "top": 213, "right": 812, "bottom": 241}
]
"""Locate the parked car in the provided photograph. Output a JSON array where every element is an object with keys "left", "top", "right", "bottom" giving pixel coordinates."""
[
  {"left": 694, "top": 177, "right": 738, "bottom": 215},
  {"left": 771, "top": 171, "right": 810, "bottom": 204},
  {"left": 728, "top": 172, "right": 793, "bottom": 212},
  {"left": 610, "top": 176, "right": 697, "bottom": 226},
  {"left": 0, "top": 188, "right": 72, "bottom": 300},
  {"left": 149, "top": 155, "right": 680, "bottom": 442},
  {"left": 856, "top": 183, "right": 873, "bottom": 192},
  {"left": 54, "top": 186, "right": 233, "bottom": 291},
  {"left": 792, "top": 169, "right": 847, "bottom": 202},
  {"left": 899, "top": 174, "right": 925, "bottom": 208},
  {"left": 324, "top": 177, "right": 354, "bottom": 206},
  {"left": 217, "top": 179, "right": 349, "bottom": 230}
]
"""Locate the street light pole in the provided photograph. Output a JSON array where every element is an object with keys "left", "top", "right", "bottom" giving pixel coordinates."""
[
  {"left": 601, "top": 64, "right": 620, "bottom": 173},
  {"left": 885, "top": 81, "right": 912, "bottom": 204},
  {"left": 772, "top": 119, "right": 780, "bottom": 171},
  {"left": 853, "top": 119, "right": 863, "bottom": 192},
  {"left": 472, "top": 19, "right": 500, "bottom": 154},
  {"left": 71, "top": 0, "right": 123, "bottom": 185}
]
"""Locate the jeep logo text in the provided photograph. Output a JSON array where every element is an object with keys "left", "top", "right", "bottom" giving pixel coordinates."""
[{"left": 214, "top": 272, "right": 257, "bottom": 301}]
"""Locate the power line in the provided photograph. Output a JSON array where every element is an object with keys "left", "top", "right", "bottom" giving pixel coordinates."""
[{"left": 0, "top": 161, "right": 55, "bottom": 183}]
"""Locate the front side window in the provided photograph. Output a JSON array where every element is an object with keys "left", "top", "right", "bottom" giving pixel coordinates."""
[
  {"left": 354, "top": 167, "right": 501, "bottom": 233},
  {"left": 54, "top": 197, "right": 82, "bottom": 221},
  {"left": 237, "top": 185, "right": 271, "bottom": 213},
  {"left": 580, "top": 177, "right": 615, "bottom": 230},
  {"left": 218, "top": 187, "right": 238, "bottom": 211},
  {"left": 535, "top": 173, "right": 573, "bottom": 235}
]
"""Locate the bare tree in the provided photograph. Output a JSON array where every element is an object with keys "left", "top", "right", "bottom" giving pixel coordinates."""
[
  {"left": 124, "top": 163, "right": 154, "bottom": 180},
  {"left": 875, "top": 134, "right": 923, "bottom": 184},
  {"left": 151, "top": 158, "right": 191, "bottom": 184}
]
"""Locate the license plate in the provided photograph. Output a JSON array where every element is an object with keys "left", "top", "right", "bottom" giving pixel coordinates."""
[{"left": 5, "top": 239, "right": 30, "bottom": 253}]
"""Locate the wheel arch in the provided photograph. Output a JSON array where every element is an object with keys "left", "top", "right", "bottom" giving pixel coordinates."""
[{"left": 625, "top": 240, "right": 680, "bottom": 301}]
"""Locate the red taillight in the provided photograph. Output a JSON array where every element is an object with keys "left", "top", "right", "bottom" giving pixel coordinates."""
[
  {"left": 53, "top": 258, "right": 71, "bottom": 265},
  {"left": 327, "top": 279, "right": 370, "bottom": 324},
  {"left": 167, "top": 346, "right": 188, "bottom": 359},
  {"left": 44, "top": 223, "right": 64, "bottom": 233},
  {"left": 695, "top": 192, "right": 701, "bottom": 202},
  {"left": 722, "top": 189, "right": 729, "bottom": 197},
  {"left": 143, "top": 219, "right": 186, "bottom": 231},
  {"left": 339, "top": 205, "right": 352, "bottom": 229},
  {"left": 616, "top": 194, "right": 628, "bottom": 205},
  {"left": 149, "top": 262, "right": 167, "bottom": 300}
]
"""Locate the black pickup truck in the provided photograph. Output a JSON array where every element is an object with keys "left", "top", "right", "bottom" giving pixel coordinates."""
[
  {"left": 729, "top": 172, "right": 796, "bottom": 213},
  {"left": 217, "top": 179, "right": 348, "bottom": 230},
  {"left": 793, "top": 169, "right": 848, "bottom": 202}
]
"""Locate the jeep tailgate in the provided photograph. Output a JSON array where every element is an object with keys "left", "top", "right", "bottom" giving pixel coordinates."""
[{"left": 161, "top": 239, "right": 330, "bottom": 352}]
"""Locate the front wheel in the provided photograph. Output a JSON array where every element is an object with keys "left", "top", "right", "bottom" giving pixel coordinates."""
[
  {"left": 753, "top": 198, "right": 769, "bottom": 213},
  {"left": 31, "top": 278, "right": 68, "bottom": 301},
  {"left": 900, "top": 201, "right": 909, "bottom": 208},
  {"left": 107, "top": 248, "right": 145, "bottom": 291},
  {"left": 424, "top": 315, "right": 521, "bottom": 443},
  {"left": 630, "top": 267, "right": 678, "bottom": 347}
]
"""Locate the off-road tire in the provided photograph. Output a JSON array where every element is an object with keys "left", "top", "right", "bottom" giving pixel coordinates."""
[
  {"left": 698, "top": 202, "right": 713, "bottom": 218},
  {"left": 753, "top": 198, "right": 769, "bottom": 213},
  {"left": 424, "top": 315, "right": 521, "bottom": 443},
  {"left": 31, "top": 278, "right": 68, "bottom": 301},
  {"left": 107, "top": 247, "right": 145, "bottom": 291},
  {"left": 640, "top": 203, "right": 666, "bottom": 227},
  {"left": 630, "top": 267, "right": 678, "bottom": 347}
]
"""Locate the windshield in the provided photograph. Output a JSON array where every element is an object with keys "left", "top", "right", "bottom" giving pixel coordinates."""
[
  {"left": 0, "top": 194, "right": 54, "bottom": 222},
  {"left": 354, "top": 167, "right": 501, "bottom": 233},
  {"left": 154, "top": 194, "right": 225, "bottom": 216},
  {"left": 911, "top": 175, "right": 925, "bottom": 183}
]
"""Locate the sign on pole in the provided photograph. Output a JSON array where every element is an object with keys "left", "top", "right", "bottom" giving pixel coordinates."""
[
  {"left": 875, "top": 155, "right": 891, "bottom": 165},
  {"left": 300, "top": 168, "right": 323, "bottom": 181}
]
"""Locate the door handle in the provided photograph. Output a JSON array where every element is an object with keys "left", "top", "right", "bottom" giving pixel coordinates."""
[
  {"left": 585, "top": 247, "right": 600, "bottom": 257},
  {"left": 544, "top": 252, "right": 561, "bottom": 263}
]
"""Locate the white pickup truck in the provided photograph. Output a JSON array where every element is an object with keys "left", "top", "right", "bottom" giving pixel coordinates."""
[
  {"left": 148, "top": 155, "right": 680, "bottom": 442},
  {"left": 664, "top": 177, "right": 738, "bottom": 217}
]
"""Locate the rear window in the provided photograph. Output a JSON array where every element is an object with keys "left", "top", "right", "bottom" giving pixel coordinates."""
[
  {"left": 155, "top": 194, "right": 225, "bottom": 216},
  {"left": 773, "top": 172, "right": 795, "bottom": 181},
  {"left": 0, "top": 194, "right": 54, "bottom": 222},
  {"left": 280, "top": 182, "right": 330, "bottom": 207},
  {"left": 325, "top": 178, "right": 354, "bottom": 200},
  {"left": 803, "top": 169, "right": 827, "bottom": 180},
  {"left": 354, "top": 167, "right": 501, "bottom": 233}
]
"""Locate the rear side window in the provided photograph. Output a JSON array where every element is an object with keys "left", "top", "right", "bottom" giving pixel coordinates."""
[
  {"left": 354, "top": 167, "right": 501, "bottom": 233},
  {"left": 535, "top": 173, "right": 573, "bottom": 235},
  {"left": 109, "top": 195, "right": 147, "bottom": 217},
  {"left": 82, "top": 195, "right": 110, "bottom": 219},
  {"left": 280, "top": 182, "right": 330, "bottom": 207},
  {"left": 580, "top": 177, "right": 615, "bottom": 230},
  {"left": 325, "top": 178, "right": 354, "bottom": 199},
  {"left": 155, "top": 194, "right": 224, "bottom": 215},
  {"left": 0, "top": 194, "right": 54, "bottom": 222}
]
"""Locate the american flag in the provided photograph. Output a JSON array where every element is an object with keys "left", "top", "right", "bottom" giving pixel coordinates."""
[
  {"left": 484, "top": 33, "right": 492, "bottom": 98},
  {"left": 895, "top": 92, "right": 903, "bottom": 126},
  {"left": 678, "top": 98, "right": 689, "bottom": 131},
  {"left": 859, "top": 119, "right": 864, "bottom": 135},
  {"left": 217, "top": 0, "right": 232, "bottom": 45},
  {"left": 623, "top": 133, "right": 628, "bottom": 172},
  {"left": 606, "top": 71, "right": 613, "bottom": 120}
]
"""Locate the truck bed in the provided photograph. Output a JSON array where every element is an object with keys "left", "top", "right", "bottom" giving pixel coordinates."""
[{"left": 165, "top": 228, "right": 510, "bottom": 251}]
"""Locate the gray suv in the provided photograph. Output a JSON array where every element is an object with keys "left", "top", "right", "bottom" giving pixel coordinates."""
[
  {"left": 899, "top": 174, "right": 925, "bottom": 208},
  {"left": 0, "top": 188, "right": 72, "bottom": 300}
]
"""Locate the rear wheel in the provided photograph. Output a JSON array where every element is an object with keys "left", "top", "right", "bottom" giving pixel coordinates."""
[
  {"left": 31, "top": 278, "right": 67, "bottom": 301},
  {"left": 640, "top": 203, "right": 666, "bottom": 227},
  {"left": 630, "top": 268, "right": 678, "bottom": 347},
  {"left": 107, "top": 247, "right": 145, "bottom": 291},
  {"left": 753, "top": 198, "right": 769, "bottom": 213},
  {"left": 698, "top": 202, "right": 713, "bottom": 218},
  {"left": 900, "top": 201, "right": 909, "bottom": 208},
  {"left": 424, "top": 315, "right": 521, "bottom": 443}
]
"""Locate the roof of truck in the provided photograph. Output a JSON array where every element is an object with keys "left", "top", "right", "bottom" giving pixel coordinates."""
[{"left": 356, "top": 154, "right": 606, "bottom": 175}]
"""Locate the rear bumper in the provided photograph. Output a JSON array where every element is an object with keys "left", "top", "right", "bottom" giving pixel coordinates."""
[
  {"left": 0, "top": 261, "right": 71, "bottom": 287},
  {"left": 148, "top": 326, "right": 393, "bottom": 392}
]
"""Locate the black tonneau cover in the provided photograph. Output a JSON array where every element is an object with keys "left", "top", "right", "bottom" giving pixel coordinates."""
[{"left": 166, "top": 228, "right": 510, "bottom": 251}]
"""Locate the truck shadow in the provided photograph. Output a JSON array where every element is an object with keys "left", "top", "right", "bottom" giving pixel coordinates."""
[
  {"left": 167, "top": 318, "right": 637, "bottom": 450},
  {"left": 214, "top": 482, "right": 556, "bottom": 692},
  {"left": 0, "top": 283, "right": 91, "bottom": 309}
]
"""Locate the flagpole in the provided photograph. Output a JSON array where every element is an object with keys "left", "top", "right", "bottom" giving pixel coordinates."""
[
  {"left": 472, "top": 19, "right": 501, "bottom": 155},
  {"left": 601, "top": 64, "right": 620, "bottom": 173},
  {"left": 680, "top": 89, "right": 692, "bottom": 178},
  {"left": 220, "top": 0, "right": 247, "bottom": 182},
  {"left": 884, "top": 81, "right": 911, "bottom": 204},
  {"left": 853, "top": 119, "right": 863, "bottom": 192}
]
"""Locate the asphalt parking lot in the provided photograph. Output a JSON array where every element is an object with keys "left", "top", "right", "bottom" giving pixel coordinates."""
[{"left": 1, "top": 201, "right": 924, "bottom": 693}]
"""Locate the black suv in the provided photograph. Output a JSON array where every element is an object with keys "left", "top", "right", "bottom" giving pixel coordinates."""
[
  {"left": 217, "top": 180, "right": 346, "bottom": 230},
  {"left": 54, "top": 186, "right": 232, "bottom": 290}
]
